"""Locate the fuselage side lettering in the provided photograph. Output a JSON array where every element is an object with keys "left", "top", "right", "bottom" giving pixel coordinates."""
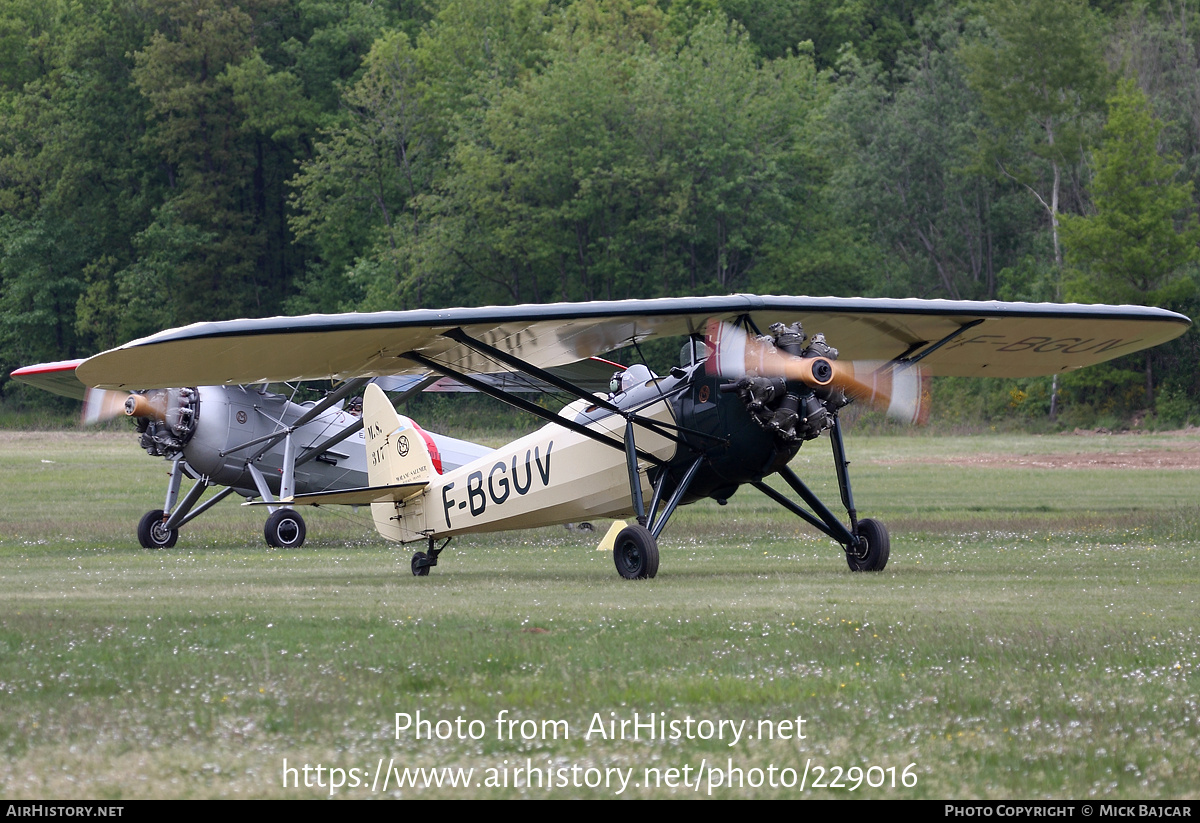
[
  {"left": 488, "top": 461, "right": 510, "bottom": 504},
  {"left": 441, "top": 441, "right": 554, "bottom": 528},
  {"left": 948, "top": 334, "right": 1142, "bottom": 356}
]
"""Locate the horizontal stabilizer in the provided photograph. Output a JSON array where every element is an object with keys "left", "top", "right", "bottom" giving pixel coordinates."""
[{"left": 246, "top": 482, "right": 427, "bottom": 507}]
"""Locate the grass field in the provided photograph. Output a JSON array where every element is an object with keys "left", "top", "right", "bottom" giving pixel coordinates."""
[{"left": 0, "top": 429, "right": 1197, "bottom": 799}]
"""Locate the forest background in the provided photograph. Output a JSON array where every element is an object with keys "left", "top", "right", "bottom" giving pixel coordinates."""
[{"left": 3, "top": 0, "right": 1200, "bottom": 430}]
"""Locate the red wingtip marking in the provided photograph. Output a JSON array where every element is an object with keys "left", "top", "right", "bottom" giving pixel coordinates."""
[{"left": 11, "top": 359, "right": 85, "bottom": 377}]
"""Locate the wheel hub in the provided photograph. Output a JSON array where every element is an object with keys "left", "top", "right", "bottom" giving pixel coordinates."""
[{"left": 849, "top": 535, "right": 868, "bottom": 559}]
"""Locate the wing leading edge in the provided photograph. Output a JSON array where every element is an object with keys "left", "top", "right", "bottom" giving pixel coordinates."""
[{"left": 75, "top": 295, "right": 1190, "bottom": 389}]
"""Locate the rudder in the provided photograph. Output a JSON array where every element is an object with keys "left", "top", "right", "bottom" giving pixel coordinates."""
[{"left": 363, "top": 383, "right": 437, "bottom": 487}]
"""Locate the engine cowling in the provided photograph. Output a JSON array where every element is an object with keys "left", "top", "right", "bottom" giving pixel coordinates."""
[
  {"left": 132, "top": 387, "right": 200, "bottom": 456},
  {"left": 127, "top": 385, "right": 369, "bottom": 494},
  {"left": 730, "top": 322, "right": 849, "bottom": 444}
]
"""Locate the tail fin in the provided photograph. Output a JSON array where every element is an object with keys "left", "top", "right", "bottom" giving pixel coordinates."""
[{"left": 363, "top": 383, "right": 438, "bottom": 487}]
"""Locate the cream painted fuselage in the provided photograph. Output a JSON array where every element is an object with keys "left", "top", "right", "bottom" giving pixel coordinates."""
[
  {"left": 373, "top": 395, "right": 678, "bottom": 542},
  {"left": 364, "top": 358, "right": 807, "bottom": 545}
]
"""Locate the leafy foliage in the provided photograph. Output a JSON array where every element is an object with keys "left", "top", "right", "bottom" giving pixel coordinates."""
[
  {"left": 961, "top": 0, "right": 1111, "bottom": 272},
  {"left": 2, "top": 0, "right": 1200, "bottom": 423},
  {"left": 1061, "top": 80, "right": 1200, "bottom": 307}
]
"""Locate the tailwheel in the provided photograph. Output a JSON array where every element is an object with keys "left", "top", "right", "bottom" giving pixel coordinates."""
[
  {"left": 264, "top": 508, "right": 306, "bottom": 548},
  {"left": 612, "top": 524, "right": 659, "bottom": 580},
  {"left": 846, "top": 517, "right": 889, "bottom": 572},
  {"left": 137, "top": 509, "right": 178, "bottom": 549},
  {"left": 411, "top": 552, "right": 431, "bottom": 577},
  {"left": 412, "top": 539, "right": 446, "bottom": 577}
]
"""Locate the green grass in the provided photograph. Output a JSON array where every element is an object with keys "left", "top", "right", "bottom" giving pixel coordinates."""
[{"left": 0, "top": 431, "right": 1197, "bottom": 798}]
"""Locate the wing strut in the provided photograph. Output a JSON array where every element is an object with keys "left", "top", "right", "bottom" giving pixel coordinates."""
[
  {"left": 400, "top": 351, "right": 669, "bottom": 468},
  {"left": 440, "top": 328, "right": 707, "bottom": 447},
  {"left": 292, "top": 373, "right": 441, "bottom": 471},
  {"left": 220, "top": 377, "right": 374, "bottom": 460},
  {"left": 889, "top": 318, "right": 985, "bottom": 367}
]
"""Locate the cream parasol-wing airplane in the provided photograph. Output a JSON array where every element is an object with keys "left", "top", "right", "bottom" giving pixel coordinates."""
[{"left": 72, "top": 294, "right": 1190, "bottom": 579}]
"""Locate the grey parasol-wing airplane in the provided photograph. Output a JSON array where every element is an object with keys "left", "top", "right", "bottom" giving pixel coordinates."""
[{"left": 11, "top": 357, "right": 615, "bottom": 550}]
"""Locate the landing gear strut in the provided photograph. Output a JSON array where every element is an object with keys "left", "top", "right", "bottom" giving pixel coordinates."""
[
  {"left": 612, "top": 407, "right": 706, "bottom": 580},
  {"left": 134, "top": 457, "right": 236, "bottom": 549},
  {"left": 411, "top": 537, "right": 448, "bottom": 576},
  {"left": 751, "top": 414, "right": 890, "bottom": 572}
]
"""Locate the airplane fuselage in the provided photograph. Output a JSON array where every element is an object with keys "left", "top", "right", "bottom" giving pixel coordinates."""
[
  {"left": 372, "top": 361, "right": 805, "bottom": 542},
  {"left": 159, "top": 386, "right": 371, "bottom": 496}
]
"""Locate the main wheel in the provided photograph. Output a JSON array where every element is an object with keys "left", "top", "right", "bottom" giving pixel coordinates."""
[
  {"left": 411, "top": 551, "right": 431, "bottom": 577},
  {"left": 612, "top": 524, "right": 659, "bottom": 579},
  {"left": 264, "top": 508, "right": 306, "bottom": 548},
  {"left": 137, "top": 509, "right": 178, "bottom": 549},
  {"left": 846, "top": 517, "right": 889, "bottom": 572}
]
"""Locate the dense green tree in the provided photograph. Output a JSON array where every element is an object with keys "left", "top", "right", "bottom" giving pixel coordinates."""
[
  {"left": 395, "top": 13, "right": 826, "bottom": 306},
  {"left": 1108, "top": 2, "right": 1200, "bottom": 181},
  {"left": 1061, "top": 80, "right": 1200, "bottom": 405},
  {"left": 712, "top": 0, "right": 935, "bottom": 70},
  {"left": 1062, "top": 81, "right": 1200, "bottom": 305},
  {"left": 276, "top": 0, "right": 430, "bottom": 116},
  {"left": 289, "top": 0, "right": 557, "bottom": 310},
  {"left": 399, "top": 2, "right": 668, "bottom": 306},
  {"left": 829, "top": 12, "right": 1038, "bottom": 300},
  {"left": 130, "top": 0, "right": 292, "bottom": 320},
  {"left": 664, "top": 21, "right": 825, "bottom": 294},
  {"left": 961, "top": 0, "right": 1111, "bottom": 275},
  {"left": 0, "top": 217, "right": 87, "bottom": 368},
  {"left": 289, "top": 31, "right": 428, "bottom": 305},
  {"left": 0, "top": 0, "right": 157, "bottom": 372}
]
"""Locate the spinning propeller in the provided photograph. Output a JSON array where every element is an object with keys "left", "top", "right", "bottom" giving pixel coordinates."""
[
  {"left": 81, "top": 388, "right": 134, "bottom": 425},
  {"left": 81, "top": 387, "right": 196, "bottom": 441},
  {"left": 704, "top": 320, "right": 931, "bottom": 425}
]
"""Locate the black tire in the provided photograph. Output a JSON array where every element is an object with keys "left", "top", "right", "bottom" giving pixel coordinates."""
[
  {"left": 137, "top": 509, "right": 178, "bottom": 549},
  {"left": 411, "top": 552, "right": 430, "bottom": 577},
  {"left": 846, "top": 517, "right": 889, "bottom": 572},
  {"left": 612, "top": 524, "right": 659, "bottom": 579},
  {"left": 264, "top": 508, "right": 306, "bottom": 548}
]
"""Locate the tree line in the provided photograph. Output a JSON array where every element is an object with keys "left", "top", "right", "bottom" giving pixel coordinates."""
[{"left": 2, "top": 0, "right": 1199, "bottom": 426}]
